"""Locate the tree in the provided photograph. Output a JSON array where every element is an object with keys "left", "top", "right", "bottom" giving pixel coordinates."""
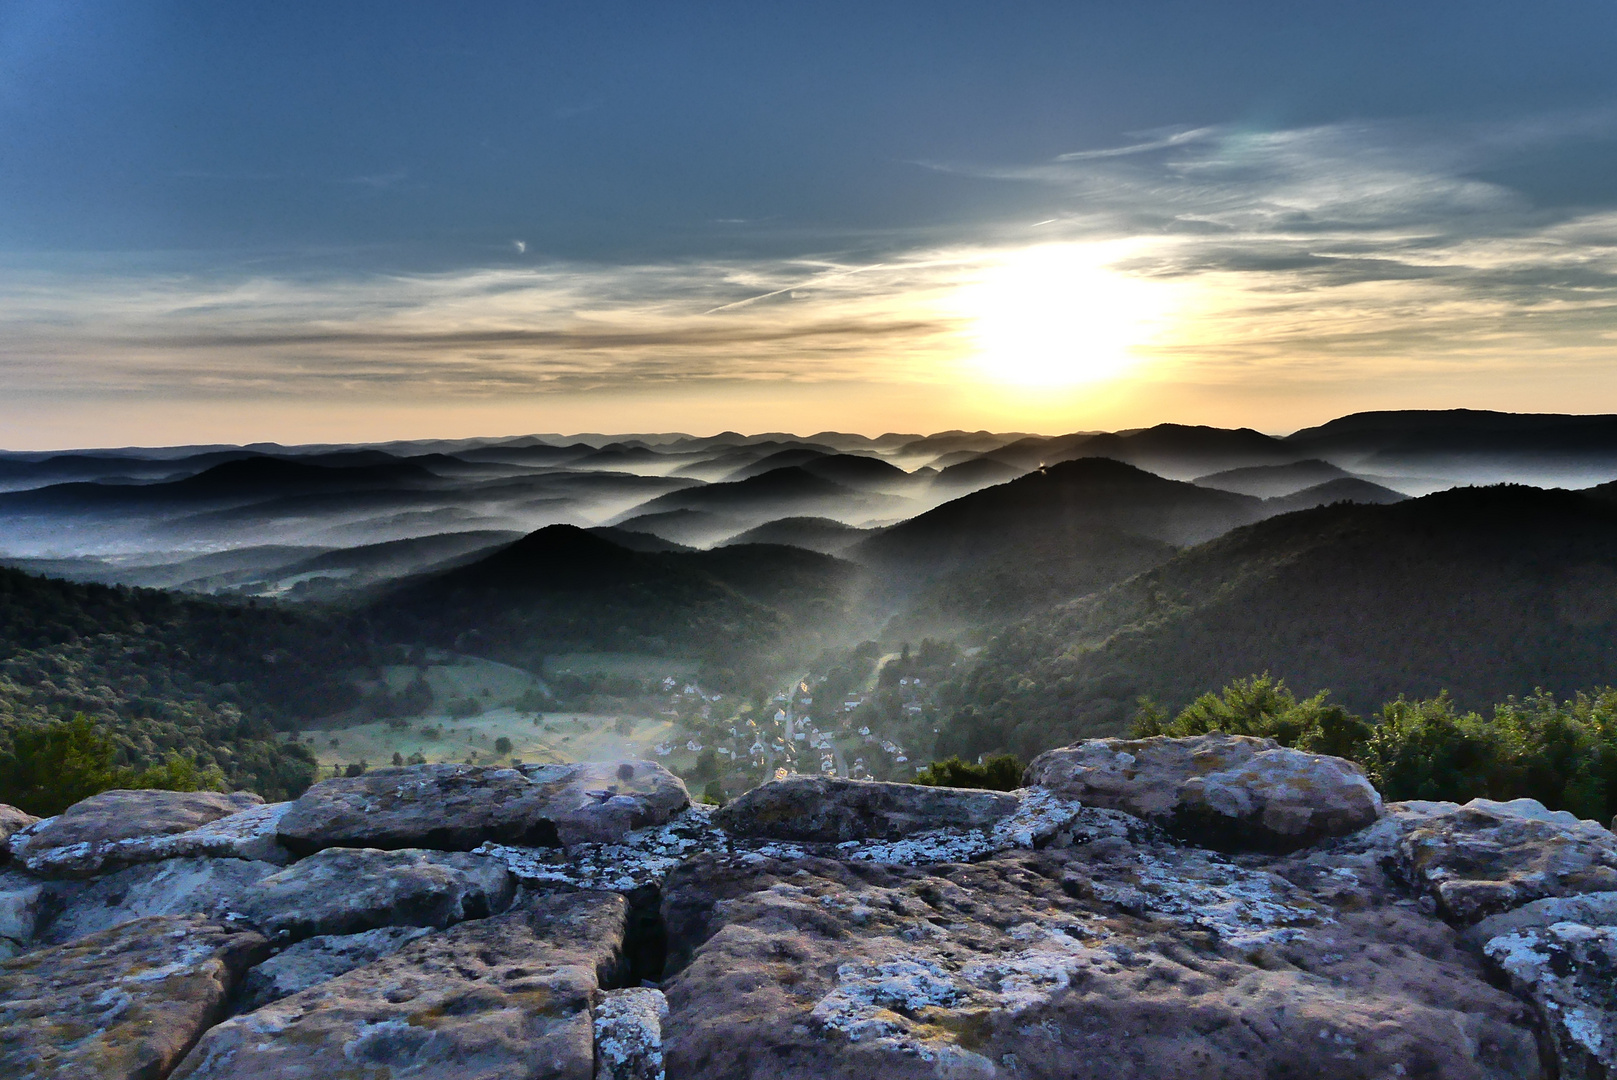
[
  {"left": 914, "top": 754, "right": 1023, "bottom": 791},
  {"left": 1133, "top": 673, "right": 1371, "bottom": 759},
  {"left": 0, "top": 714, "right": 227, "bottom": 816},
  {"left": 494, "top": 736, "right": 513, "bottom": 756}
]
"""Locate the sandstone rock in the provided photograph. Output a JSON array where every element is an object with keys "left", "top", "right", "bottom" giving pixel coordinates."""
[
  {"left": 276, "top": 761, "right": 689, "bottom": 855},
  {"left": 1484, "top": 922, "right": 1617, "bottom": 1080},
  {"left": 9, "top": 788, "right": 267, "bottom": 878},
  {"left": 171, "top": 890, "right": 631, "bottom": 1079},
  {"left": 529, "top": 761, "right": 694, "bottom": 846},
  {"left": 1469, "top": 891, "right": 1617, "bottom": 947},
  {"left": 481, "top": 804, "right": 730, "bottom": 894},
  {"left": 1395, "top": 799, "right": 1617, "bottom": 923},
  {"left": 1024, "top": 733, "right": 1382, "bottom": 852},
  {"left": 658, "top": 823, "right": 1542, "bottom": 1079},
  {"left": 234, "top": 924, "right": 435, "bottom": 1012},
  {"left": 0, "top": 914, "right": 268, "bottom": 1080},
  {"left": 482, "top": 791, "right": 1093, "bottom": 901},
  {"left": 0, "top": 803, "right": 39, "bottom": 862},
  {"left": 36, "top": 856, "right": 280, "bottom": 947},
  {"left": 595, "top": 987, "right": 669, "bottom": 1080},
  {"left": 235, "top": 846, "right": 515, "bottom": 942},
  {"left": 712, "top": 775, "right": 1019, "bottom": 843},
  {"left": 0, "top": 868, "right": 46, "bottom": 950}
]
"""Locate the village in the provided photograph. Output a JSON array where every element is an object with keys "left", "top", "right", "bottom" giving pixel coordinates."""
[{"left": 290, "top": 642, "right": 961, "bottom": 802}]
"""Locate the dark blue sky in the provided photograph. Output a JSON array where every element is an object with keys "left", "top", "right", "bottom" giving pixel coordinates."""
[
  {"left": 2, "top": 1, "right": 1616, "bottom": 446},
  {"left": 6, "top": 1, "right": 1616, "bottom": 262}
]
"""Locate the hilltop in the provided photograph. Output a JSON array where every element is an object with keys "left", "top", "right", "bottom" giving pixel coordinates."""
[{"left": 940, "top": 484, "right": 1617, "bottom": 760}]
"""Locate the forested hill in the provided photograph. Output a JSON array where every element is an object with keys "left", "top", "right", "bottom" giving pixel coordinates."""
[
  {"left": 364, "top": 524, "right": 865, "bottom": 682},
  {"left": 940, "top": 484, "right": 1617, "bottom": 761},
  {"left": 0, "top": 568, "right": 370, "bottom": 799}
]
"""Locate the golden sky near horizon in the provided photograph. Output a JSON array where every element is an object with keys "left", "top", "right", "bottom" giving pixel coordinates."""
[{"left": 4, "top": 118, "right": 1617, "bottom": 450}]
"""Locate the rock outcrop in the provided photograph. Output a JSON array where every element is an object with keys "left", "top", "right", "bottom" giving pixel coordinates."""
[
  {"left": 37, "top": 856, "right": 280, "bottom": 946},
  {"left": 1394, "top": 797, "right": 1617, "bottom": 923},
  {"left": 276, "top": 760, "right": 690, "bottom": 854},
  {"left": 713, "top": 775, "right": 1019, "bottom": 842},
  {"left": 234, "top": 845, "right": 515, "bottom": 941},
  {"left": 0, "top": 914, "right": 268, "bottom": 1080},
  {"left": 8, "top": 789, "right": 274, "bottom": 878},
  {"left": 234, "top": 924, "right": 435, "bottom": 1012},
  {"left": 171, "top": 891, "right": 629, "bottom": 1079},
  {"left": 658, "top": 815, "right": 1540, "bottom": 1079},
  {"left": 1, "top": 752, "right": 1615, "bottom": 1078},
  {"left": 0, "top": 803, "right": 39, "bottom": 861},
  {"left": 1024, "top": 733, "right": 1383, "bottom": 852}
]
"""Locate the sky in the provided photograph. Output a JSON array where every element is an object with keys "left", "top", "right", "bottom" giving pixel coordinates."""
[{"left": 3, "top": 1, "right": 1617, "bottom": 448}]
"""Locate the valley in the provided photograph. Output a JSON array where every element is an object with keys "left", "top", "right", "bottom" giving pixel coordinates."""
[{"left": 3, "top": 409, "right": 1617, "bottom": 810}]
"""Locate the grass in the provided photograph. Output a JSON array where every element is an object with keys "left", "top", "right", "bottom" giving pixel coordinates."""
[{"left": 297, "top": 708, "right": 679, "bottom": 771}]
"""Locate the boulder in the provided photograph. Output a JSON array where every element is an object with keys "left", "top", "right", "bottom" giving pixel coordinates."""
[
  {"left": 1023, "top": 733, "right": 1382, "bottom": 852},
  {"left": 531, "top": 761, "right": 694, "bottom": 846},
  {"left": 595, "top": 987, "right": 669, "bottom": 1080},
  {"left": 712, "top": 775, "right": 1020, "bottom": 843},
  {"left": 659, "top": 834, "right": 1541, "bottom": 1080},
  {"left": 0, "top": 914, "right": 268, "bottom": 1080},
  {"left": 1395, "top": 799, "right": 1617, "bottom": 924},
  {"left": 171, "top": 890, "right": 630, "bottom": 1080},
  {"left": 234, "top": 925, "right": 435, "bottom": 1012},
  {"left": 276, "top": 761, "right": 689, "bottom": 855},
  {"left": 0, "top": 803, "right": 39, "bottom": 862},
  {"left": 9, "top": 788, "right": 267, "bottom": 879},
  {"left": 35, "top": 856, "right": 279, "bottom": 947},
  {"left": 235, "top": 846, "right": 515, "bottom": 942}
]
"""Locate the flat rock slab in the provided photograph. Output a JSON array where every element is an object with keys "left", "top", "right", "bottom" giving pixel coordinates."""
[
  {"left": 236, "top": 846, "right": 515, "bottom": 942},
  {"left": 1024, "top": 733, "right": 1383, "bottom": 852},
  {"left": 658, "top": 835, "right": 1541, "bottom": 1079},
  {"left": 235, "top": 925, "right": 435, "bottom": 1012},
  {"left": 172, "top": 890, "right": 631, "bottom": 1080},
  {"left": 276, "top": 761, "right": 689, "bottom": 855},
  {"left": 10, "top": 789, "right": 267, "bottom": 879},
  {"left": 712, "top": 776, "right": 1020, "bottom": 843},
  {"left": 38, "top": 856, "right": 281, "bottom": 947},
  {"left": 1395, "top": 799, "right": 1617, "bottom": 924},
  {"left": 0, "top": 914, "right": 268, "bottom": 1080}
]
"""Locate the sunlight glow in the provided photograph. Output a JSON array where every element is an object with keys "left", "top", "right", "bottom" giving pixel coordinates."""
[{"left": 954, "top": 242, "right": 1179, "bottom": 387}]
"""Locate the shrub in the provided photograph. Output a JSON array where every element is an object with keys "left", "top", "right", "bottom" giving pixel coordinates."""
[
  {"left": 1133, "top": 673, "right": 1371, "bottom": 759},
  {"left": 1136, "top": 676, "right": 1617, "bottom": 823},
  {"left": 914, "top": 753, "right": 1023, "bottom": 791},
  {"left": 447, "top": 697, "right": 483, "bottom": 719},
  {"left": 0, "top": 714, "right": 228, "bottom": 816}
]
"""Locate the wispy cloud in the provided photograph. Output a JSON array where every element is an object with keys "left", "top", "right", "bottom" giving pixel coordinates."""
[
  {"left": 1054, "top": 126, "right": 1215, "bottom": 161},
  {"left": 4, "top": 110, "right": 1616, "bottom": 418}
]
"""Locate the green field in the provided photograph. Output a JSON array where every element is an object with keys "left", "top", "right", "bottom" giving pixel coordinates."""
[{"left": 298, "top": 708, "right": 679, "bottom": 772}]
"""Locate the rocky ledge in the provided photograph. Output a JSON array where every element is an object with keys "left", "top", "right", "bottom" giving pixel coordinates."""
[{"left": 2, "top": 734, "right": 1616, "bottom": 1078}]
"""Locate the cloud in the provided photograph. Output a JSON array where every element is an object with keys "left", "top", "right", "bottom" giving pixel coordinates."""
[
  {"left": 1054, "top": 127, "right": 1215, "bottom": 161},
  {"left": 3, "top": 110, "right": 1616, "bottom": 416}
]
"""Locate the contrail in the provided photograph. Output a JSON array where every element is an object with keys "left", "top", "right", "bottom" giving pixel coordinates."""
[{"left": 702, "top": 263, "right": 889, "bottom": 315}]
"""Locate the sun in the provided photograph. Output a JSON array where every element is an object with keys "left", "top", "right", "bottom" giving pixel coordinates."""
[{"left": 954, "top": 242, "right": 1177, "bottom": 387}]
